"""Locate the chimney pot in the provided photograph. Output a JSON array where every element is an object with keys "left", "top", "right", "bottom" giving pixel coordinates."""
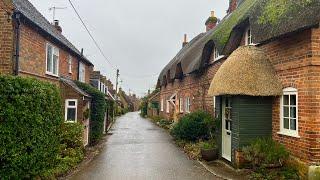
[
  {"left": 182, "top": 34, "right": 188, "bottom": 48},
  {"left": 211, "top": 11, "right": 215, "bottom": 17},
  {"left": 53, "top": 20, "right": 62, "bottom": 33}
]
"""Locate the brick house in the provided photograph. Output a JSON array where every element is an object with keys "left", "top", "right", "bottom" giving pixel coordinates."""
[
  {"left": 157, "top": 0, "right": 320, "bottom": 175},
  {"left": 90, "top": 71, "right": 115, "bottom": 133},
  {"left": 0, "top": 0, "right": 95, "bottom": 146}
]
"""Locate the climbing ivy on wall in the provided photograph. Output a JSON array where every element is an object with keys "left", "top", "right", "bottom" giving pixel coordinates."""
[{"left": 258, "top": 0, "right": 314, "bottom": 25}]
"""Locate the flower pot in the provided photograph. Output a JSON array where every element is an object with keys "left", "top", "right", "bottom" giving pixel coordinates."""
[{"left": 201, "top": 148, "right": 219, "bottom": 161}]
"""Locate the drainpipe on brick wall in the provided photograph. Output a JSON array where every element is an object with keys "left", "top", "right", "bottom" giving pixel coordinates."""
[{"left": 13, "top": 12, "right": 21, "bottom": 76}]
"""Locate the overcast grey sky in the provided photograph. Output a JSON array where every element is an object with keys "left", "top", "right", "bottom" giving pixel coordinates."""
[{"left": 29, "top": 0, "right": 228, "bottom": 97}]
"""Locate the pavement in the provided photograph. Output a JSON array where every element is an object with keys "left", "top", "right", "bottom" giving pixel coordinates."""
[
  {"left": 200, "top": 161, "right": 250, "bottom": 180},
  {"left": 69, "top": 112, "right": 220, "bottom": 180}
]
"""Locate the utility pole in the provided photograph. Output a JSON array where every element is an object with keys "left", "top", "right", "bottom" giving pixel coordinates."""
[
  {"left": 49, "top": 6, "right": 67, "bottom": 23},
  {"left": 115, "top": 69, "right": 120, "bottom": 100}
]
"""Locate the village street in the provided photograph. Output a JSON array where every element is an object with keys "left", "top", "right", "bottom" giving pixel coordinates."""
[{"left": 69, "top": 112, "right": 219, "bottom": 180}]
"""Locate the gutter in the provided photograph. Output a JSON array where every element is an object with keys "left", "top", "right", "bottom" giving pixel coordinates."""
[{"left": 12, "top": 12, "right": 21, "bottom": 76}]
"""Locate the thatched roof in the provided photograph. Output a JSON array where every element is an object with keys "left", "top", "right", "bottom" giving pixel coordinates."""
[
  {"left": 158, "top": 0, "right": 320, "bottom": 86},
  {"left": 158, "top": 32, "right": 210, "bottom": 82},
  {"left": 208, "top": 46, "right": 282, "bottom": 96}
]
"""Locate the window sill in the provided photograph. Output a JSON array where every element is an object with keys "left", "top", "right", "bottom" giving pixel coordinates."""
[
  {"left": 65, "top": 121, "right": 77, "bottom": 123},
  {"left": 213, "top": 55, "right": 225, "bottom": 62},
  {"left": 46, "top": 72, "right": 59, "bottom": 78},
  {"left": 277, "top": 131, "right": 300, "bottom": 138}
]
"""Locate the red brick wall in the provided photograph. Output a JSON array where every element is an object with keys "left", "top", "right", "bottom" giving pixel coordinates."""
[
  {"left": 259, "top": 28, "right": 320, "bottom": 165},
  {"left": 0, "top": 0, "right": 14, "bottom": 75},
  {"left": 18, "top": 22, "right": 92, "bottom": 84},
  {"left": 159, "top": 55, "right": 225, "bottom": 120},
  {"left": 60, "top": 82, "right": 91, "bottom": 145}
]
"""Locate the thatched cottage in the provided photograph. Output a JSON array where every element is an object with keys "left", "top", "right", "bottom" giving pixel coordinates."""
[{"left": 157, "top": 0, "right": 320, "bottom": 175}]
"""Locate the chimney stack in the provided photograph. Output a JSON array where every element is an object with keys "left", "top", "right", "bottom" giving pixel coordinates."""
[
  {"left": 228, "top": 0, "right": 238, "bottom": 14},
  {"left": 205, "top": 11, "right": 217, "bottom": 32},
  {"left": 182, "top": 34, "right": 188, "bottom": 48},
  {"left": 81, "top": 48, "right": 84, "bottom": 56},
  {"left": 53, "top": 20, "right": 62, "bottom": 33}
]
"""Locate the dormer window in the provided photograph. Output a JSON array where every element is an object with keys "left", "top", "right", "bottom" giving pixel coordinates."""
[
  {"left": 245, "top": 27, "right": 253, "bottom": 45},
  {"left": 213, "top": 46, "right": 220, "bottom": 61}
]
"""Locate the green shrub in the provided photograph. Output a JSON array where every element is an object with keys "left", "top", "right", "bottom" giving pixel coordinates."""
[
  {"left": 0, "top": 76, "right": 63, "bottom": 178},
  {"left": 158, "top": 119, "right": 173, "bottom": 129},
  {"left": 75, "top": 81, "right": 106, "bottom": 145},
  {"left": 248, "top": 166, "right": 299, "bottom": 180},
  {"left": 200, "top": 140, "right": 217, "bottom": 150},
  {"left": 53, "top": 122, "right": 85, "bottom": 176},
  {"left": 242, "top": 137, "right": 290, "bottom": 169},
  {"left": 171, "top": 111, "right": 213, "bottom": 141}
]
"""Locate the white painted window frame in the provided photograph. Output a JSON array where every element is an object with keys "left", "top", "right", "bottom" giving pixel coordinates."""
[
  {"left": 278, "top": 87, "right": 299, "bottom": 138},
  {"left": 185, "top": 97, "right": 191, "bottom": 113},
  {"left": 245, "top": 26, "right": 254, "bottom": 46},
  {"left": 161, "top": 99, "right": 164, "bottom": 112},
  {"left": 179, "top": 98, "right": 184, "bottom": 113},
  {"left": 213, "top": 46, "right": 219, "bottom": 61},
  {"left": 65, "top": 99, "right": 78, "bottom": 123},
  {"left": 46, "top": 43, "right": 59, "bottom": 76},
  {"left": 79, "top": 62, "right": 86, "bottom": 82}
]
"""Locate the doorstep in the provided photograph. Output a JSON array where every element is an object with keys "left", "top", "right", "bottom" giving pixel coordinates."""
[{"left": 198, "top": 160, "right": 251, "bottom": 180}]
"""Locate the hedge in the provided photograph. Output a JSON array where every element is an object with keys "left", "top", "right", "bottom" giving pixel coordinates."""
[
  {"left": 0, "top": 76, "right": 63, "bottom": 178},
  {"left": 75, "top": 81, "right": 106, "bottom": 145},
  {"left": 52, "top": 122, "right": 85, "bottom": 176}
]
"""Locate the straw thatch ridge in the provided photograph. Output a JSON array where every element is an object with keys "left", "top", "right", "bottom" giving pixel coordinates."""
[{"left": 208, "top": 46, "right": 282, "bottom": 96}]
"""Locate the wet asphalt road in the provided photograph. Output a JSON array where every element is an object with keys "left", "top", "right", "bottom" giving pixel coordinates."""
[{"left": 70, "top": 112, "right": 219, "bottom": 180}]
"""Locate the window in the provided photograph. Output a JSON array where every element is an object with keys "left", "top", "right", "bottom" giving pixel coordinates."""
[
  {"left": 161, "top": 99, "right": 164, "bottom": 112},
  {"left": 101, "top": 83, "right": 104, "bottom": 93},
  {"left": 213, "top": 46, "right": 219, "bottom": 61},
  {"left": 185, "top": 97, "right": 191, "bottom": 113},
  {"left": 245, "top": 27, "right": 253, "bottom": 45},
  {"left": 68, "top": 55, "right": 72, "bottom": 74},
  {"left": 179, "top": 98, "right": 184, "bottom": 113},
  {"left": 166, "top": 100, "right": 170, "bottom": 113},
  {"left": 65, "top": 99, "right": 77, "bottom": 122},
  {"left": 79, "top": 62, "right": 85, "bottom": 82},
  {"left": 99, "top": 81, "right": 102, "bottom": 91},
  {"left": 46, "top": 43, "right": 59, "bottom": 76},
  {"left": 280, "top": 87, "right": 299, "bottom": 137}
]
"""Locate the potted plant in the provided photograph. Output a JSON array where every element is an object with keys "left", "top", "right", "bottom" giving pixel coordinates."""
[{"left": 200, "top": 141, "right": 219, "bottom": 161}]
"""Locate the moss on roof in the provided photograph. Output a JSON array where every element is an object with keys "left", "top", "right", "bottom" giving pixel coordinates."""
[
  {"left": 210, "top": 0, "right": 320, "bottom": 52},
  {"left": 210, "top": 0, "right": 258, "bottom": 52},
  {"left": 158, "top": 0, "right": 320, "bottom": 85},
  {"left": 258, "top": 0, "right": 314, "bottom": 25}
]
